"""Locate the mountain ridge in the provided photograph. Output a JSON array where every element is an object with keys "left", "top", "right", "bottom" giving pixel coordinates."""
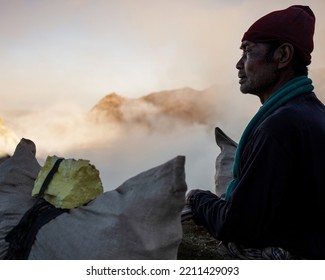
[{"left": 88, "top": 87, "right": 218, "bottom": 131}]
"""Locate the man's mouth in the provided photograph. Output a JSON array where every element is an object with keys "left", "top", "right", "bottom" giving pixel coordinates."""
[{"left": 238, "top": 75, "right": 247, "bottom": 84}]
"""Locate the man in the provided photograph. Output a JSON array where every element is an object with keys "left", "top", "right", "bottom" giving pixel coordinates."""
[{"left": 187, "top": 5, "right": 325, "bottom": 259}]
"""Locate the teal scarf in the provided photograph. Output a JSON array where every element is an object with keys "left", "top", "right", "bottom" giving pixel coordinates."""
[{"left": 225, "top": 76, "right": 314, "bottom": 201}]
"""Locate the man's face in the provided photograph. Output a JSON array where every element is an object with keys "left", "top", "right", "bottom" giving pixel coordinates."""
[{"left": 236, "top": 41, "right": 278, "bottom": 98}]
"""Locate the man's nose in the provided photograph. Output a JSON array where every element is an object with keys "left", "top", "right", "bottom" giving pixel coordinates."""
[{"left": 236, "top": 57, "right": 243, "bottom": 69}]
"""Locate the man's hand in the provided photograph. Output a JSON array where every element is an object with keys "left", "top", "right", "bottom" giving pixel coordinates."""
[{"left": 185, "top": 189, "right": 201, "bottom": 204}]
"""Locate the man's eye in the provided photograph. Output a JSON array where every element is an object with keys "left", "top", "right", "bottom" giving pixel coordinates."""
[
  {"left": 242, "top": 49, "right": 251, "bottom": 58},
  {"left": 241, "top": 51, "right": 248, "bottom": 58}
]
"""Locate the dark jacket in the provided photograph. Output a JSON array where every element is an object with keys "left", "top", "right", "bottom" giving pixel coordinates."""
[{"left": 190, "top": 92, "right": 325, "bottom": 259}]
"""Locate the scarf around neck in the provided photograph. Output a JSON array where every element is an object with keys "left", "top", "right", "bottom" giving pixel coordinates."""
[{"left": 225, "top": 75, "right": 314, "bottom": 201}]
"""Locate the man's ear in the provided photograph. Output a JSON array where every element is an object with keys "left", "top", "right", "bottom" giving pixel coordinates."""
[{"left": 275, "top": 43, "right": 294, "bottom": 69}]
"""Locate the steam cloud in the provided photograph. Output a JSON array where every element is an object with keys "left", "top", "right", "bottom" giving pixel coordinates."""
[
  {"left": 2, "top": 84, "right": 257, "bottom": 192},
  {"left": 1, "top": 0, "right": 325, "bottom": 192}
]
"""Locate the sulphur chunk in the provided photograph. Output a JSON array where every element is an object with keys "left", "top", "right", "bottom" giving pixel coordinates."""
[{"left": 32, "top": 156, "right": 103, "bottom": 209}]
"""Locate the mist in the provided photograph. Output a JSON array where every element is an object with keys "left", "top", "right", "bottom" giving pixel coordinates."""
[
  {"left": 2, "top": 82, "right": 260, "bottom": 192},
  {"left": 1, "top": 0, "right": 325, "bottom": 191}
]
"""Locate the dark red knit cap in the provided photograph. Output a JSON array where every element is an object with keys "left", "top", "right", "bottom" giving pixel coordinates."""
[{"left": 242, "top": 5, "right": 315, "bottom": 65}]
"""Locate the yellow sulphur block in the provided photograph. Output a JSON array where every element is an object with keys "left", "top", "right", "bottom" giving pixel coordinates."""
[{"left": 33, "top": 155, "right": 103, "bottom": 209}]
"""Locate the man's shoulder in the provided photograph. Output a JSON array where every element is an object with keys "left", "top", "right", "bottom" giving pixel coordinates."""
[
  {"left": 267, "top": 92, "right": 324, "bottom": 121},
  {"left": 259, "top": 92, "right": 325, "bottom": 136}
]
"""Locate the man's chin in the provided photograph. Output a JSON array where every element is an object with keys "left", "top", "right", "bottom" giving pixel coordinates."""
[{"left": 239, "top": 85, "right": 250, "bottom": 94}]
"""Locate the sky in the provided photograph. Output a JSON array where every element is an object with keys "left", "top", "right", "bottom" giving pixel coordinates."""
[
  {"left": 1, "top": 0, "right": 325, "bottom": 191},
  {"left": 1, "top": 0, "right": 325, "bottom": 111}
]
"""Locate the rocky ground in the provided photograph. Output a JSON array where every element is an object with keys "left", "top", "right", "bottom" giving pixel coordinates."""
[{"left": 177, "top": 219, "right": 232, "bottom": 260}]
